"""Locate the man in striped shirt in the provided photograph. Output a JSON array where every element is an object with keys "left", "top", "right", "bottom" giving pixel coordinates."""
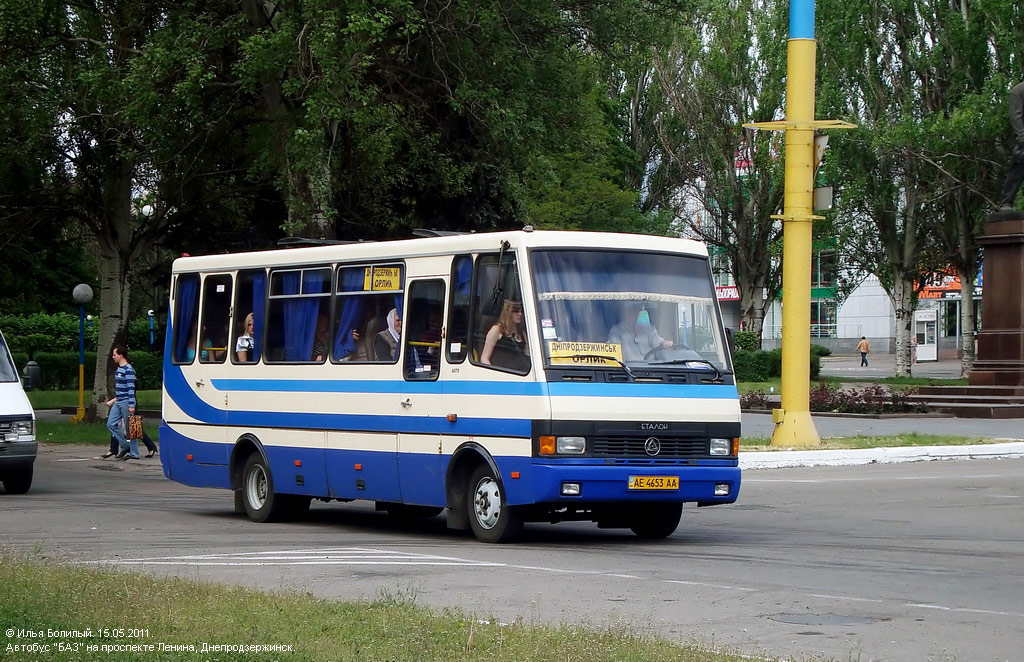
[{"left": 105, "top": 345, "right": 138, "bottom": 460}]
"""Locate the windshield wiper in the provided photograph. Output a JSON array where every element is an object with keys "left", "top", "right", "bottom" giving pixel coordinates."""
[
  {"left": 648, "top": 359, "right": 725, "bottom": 381},
  {"left": 565, "top": 354, "right": 634, "bottom": 381}
]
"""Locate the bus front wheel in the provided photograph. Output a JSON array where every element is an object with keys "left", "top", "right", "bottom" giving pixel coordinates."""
[
  {"left": 467, "top": 465, "right": 522, "bottom": 543},
  {"left": 241, "top": 454, "right": 289, "bottom": 523},
  {"left": 630, "top": 502, "right": 682, "bottom": 539}
]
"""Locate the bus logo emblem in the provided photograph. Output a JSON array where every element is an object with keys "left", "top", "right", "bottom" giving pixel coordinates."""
[{"left": 644, "top": 437, "right": 661, "bottom": 456}]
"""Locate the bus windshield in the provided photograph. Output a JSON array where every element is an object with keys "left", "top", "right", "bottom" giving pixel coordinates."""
[{"left": 530, "top": 249, "right": 729, "bottom": 372}]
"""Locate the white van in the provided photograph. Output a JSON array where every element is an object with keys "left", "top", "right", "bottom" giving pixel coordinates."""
[{"left": 0, "top": 329, "right": 36, "bottom": 493}]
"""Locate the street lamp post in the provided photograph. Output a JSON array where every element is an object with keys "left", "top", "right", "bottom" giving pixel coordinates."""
[{"left": 71, "top": 284, "right": 94, "bottom": 423}]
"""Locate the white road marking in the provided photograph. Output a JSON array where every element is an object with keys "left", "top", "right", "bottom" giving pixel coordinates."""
[
  {"left": 664, "top": 580, "right": 756, "bottom": 592},
  {"left": 747, "top": 473, "right": 1013, "bottom": 483},
  {"left": 81, "top": 547, "right": 502, "bottom": 567},
  {"left": 79, "top": 545, "right": 1024, "bottom": 619}
]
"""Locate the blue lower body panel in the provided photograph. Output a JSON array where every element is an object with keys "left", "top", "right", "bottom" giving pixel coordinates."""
[{"left": 159, "top": 426, "right": 740, "bottom": 509}]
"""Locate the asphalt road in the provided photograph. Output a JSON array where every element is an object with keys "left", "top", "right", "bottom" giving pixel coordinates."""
[{"left": 2, "top": 446, "right": 1022, "bottom": 662}]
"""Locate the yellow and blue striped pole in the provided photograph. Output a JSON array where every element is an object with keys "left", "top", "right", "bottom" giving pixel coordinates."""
[
  {"left": 745, "top": 1, "right": 853, "bottom": 446},
  {"left": 773, "top": 0, "right": 820, "bottom": 447}
]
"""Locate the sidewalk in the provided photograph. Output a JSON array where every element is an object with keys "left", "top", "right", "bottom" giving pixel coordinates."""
[{"left": 818, "top": 353, "right": 964, "bottom": 379}]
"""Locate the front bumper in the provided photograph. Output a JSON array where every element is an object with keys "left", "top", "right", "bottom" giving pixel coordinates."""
[
  {"left": 520, "top": 461, "right": 740, "bottom": 505},
  {"left": 0, "top": 440, "right": 38, "bottom": 470}
]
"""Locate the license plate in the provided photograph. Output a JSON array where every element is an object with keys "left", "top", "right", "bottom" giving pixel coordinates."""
[{"left": 628, "top": 475, "right": 679, "bottom": 490}]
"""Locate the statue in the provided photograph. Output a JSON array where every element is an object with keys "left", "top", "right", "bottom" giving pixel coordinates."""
[{"left": 999, "top": 81, "right": 1024, "bottom": 209}]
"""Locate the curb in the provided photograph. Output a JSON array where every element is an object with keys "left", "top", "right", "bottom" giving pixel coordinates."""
[{"left": 740, "top": 441, "right": 1024, "bottom": 469}]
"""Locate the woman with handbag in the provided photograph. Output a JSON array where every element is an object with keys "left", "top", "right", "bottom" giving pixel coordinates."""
[{"left": 104, "top": 345, "right": 140, "bottom": 460}]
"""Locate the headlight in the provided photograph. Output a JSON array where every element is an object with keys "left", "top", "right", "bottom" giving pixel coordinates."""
[
  {"left": 709, "top": 438, "right": 731, "bottom": 455},
  {"left": 12, "top": 420, "right": 34, "bottom": 441},
  {"left": 555, "top": 436, "right": 586, "bottom": 454}
]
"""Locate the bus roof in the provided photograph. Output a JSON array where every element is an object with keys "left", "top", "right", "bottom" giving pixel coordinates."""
[{"left": 170, "top": 230, "right": 709, "bottom": 273}]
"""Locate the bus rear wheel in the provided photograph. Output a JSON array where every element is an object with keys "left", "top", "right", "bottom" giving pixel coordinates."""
[
  {"left": 241, "top": 454, "right": 289, "bottom": 523},
  {"left": 467, "top": 465, "right": 522, "bottom": 543},
  {"left": 630, "top": 502, "right": 682, "bottom": 539}
]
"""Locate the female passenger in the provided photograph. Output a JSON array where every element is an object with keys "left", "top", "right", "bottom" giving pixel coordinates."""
[{"left": 480, "top": 300, "right": 530, "bottom": 372}]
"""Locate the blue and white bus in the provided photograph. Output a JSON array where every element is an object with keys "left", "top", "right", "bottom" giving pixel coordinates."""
[{"left": 160, "top": 230, "right": 741, "bottom": 542}]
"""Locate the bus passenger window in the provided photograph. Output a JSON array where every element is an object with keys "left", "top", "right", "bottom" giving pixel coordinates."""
[
  {"left": 446, "top": 255, "right": 471, "bottom": 363},
  {"left": 199, "top": 274, "right": 232, "bottom": 364},
  {"left": 171, "top": 274, "right": 200, "bottom": 364},
  {"left": 404, "top": 280, "right": 445, "bottom": 381},
  {"left": 265, "top": 267, "right": 331, "bottom": 363},
  {"left": 232, "top": 269, "right": 266, "bottom": 363},
  {"left": 332, "top": 264, "right": 404, "bottom": 363},
  {"left": 471, "top": 254, "right": 530, "bottom": 374}
]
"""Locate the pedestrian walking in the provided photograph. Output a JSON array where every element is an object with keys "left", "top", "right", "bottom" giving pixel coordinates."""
[
  {"left": 105, "top": 345, "right": 139, "bottom": 460},
  {"left": 856, "top": 336, "right": 871, "bottom": 367}
]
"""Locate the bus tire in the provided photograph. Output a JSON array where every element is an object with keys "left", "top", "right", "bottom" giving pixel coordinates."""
[
  {"left": 241, "top": 453, "right": 288, "bottom": 523},
  {"left": 467, "top": 465, "right": 522, "bottom": 543},
  {"left": 233, "top": 489, "right": 245, "bottom": 514},
  {"left": 2, "top": 466, "right": 32, "bottom": 494},
  {"left": 630, "top": 502, "right": 682, "bottom": 539}
]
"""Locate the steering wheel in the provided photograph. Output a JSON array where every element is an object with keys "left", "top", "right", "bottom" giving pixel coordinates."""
[{"left": 643, "top": 346, "right": 668, "bottom": 361}]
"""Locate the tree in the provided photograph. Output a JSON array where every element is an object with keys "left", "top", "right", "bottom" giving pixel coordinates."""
[
  {"left": 0, "top": 1, "right": 264, "bottom": 409},
  {"left": 653, "top": 0, "right": 788, "bottom": 342}
]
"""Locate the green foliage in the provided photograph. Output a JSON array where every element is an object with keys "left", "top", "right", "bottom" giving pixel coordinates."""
[
  {"left": 733, "top": 331, "right": 760, "bottom": 352},
  {"left": 810, "top": 344, "right": 832, "bottom": 357},
  {"left": 10, "top": 351, "right": 162, "bottom": 392},
  {"left": 733, "top": 348, "right": 819, "bottom": 382}
]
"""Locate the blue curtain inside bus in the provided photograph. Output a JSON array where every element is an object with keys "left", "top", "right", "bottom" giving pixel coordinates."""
[
  {"left": 174, "top": 276, "right": 199, "bottom": 362},
  {"left": 251, "top": 271, "right": 266, "bottom": 362},
  {"left": 282, "top": 271, "right": 323, "bottom": 361},
  {"left": 454, "top": 256, "right": 472, "bottom": 296},
  {"left": 333, "top": 268, "right": 365, "bottom": 359}
]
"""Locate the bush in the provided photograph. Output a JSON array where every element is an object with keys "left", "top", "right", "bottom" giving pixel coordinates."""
[
  {"left": 807, "top": 383, "right": 927, "bottom": 414},
  {"left": 739, "top": 389, "right": 770, "bottom": 409},
  {"left": 810, "top": 343, "right": 832, "bottom": 357},
  {"left": 733, "top": 330, "right": 760, "bottom": 352},
  {"left": 10, "top": 351, "right": 162, "bottom": 391},
  {"left": 733, "top": 348, "right": 820, "bottom": 381}
]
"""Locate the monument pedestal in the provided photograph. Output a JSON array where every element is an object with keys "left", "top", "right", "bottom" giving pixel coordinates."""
[{"left": 969, "top": 211, "right": 1024, "bottom": 386}]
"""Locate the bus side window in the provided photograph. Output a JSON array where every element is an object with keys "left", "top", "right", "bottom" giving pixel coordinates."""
[
  {"left": 404, "top": 280, "right": 445, "bottom": 381},
  {"left": 265, "top": 267, "right": 331, "bottom": 363},
  {"left": 446, "top": 255, "right": 472, "bottom": 363},
  {"left": 470, "top": 254, "right": 530, "bottom": 374},
  {"left": 171, "top": 274, "right": 200, "bottom": 364},
  {"left": 232, "top": 269, "right": 266, "bottom": 364},
  {"left": 199, "top": 274, "right": 232, "bottom": 364},
  {"left": 332, "top": 264, "right": 404, "bottom": 363}
]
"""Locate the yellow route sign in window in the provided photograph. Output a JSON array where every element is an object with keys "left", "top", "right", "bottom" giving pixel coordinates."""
[
  {"left": 548, "top": 341, "right": 623, "bottom": 365},
  {"left": 364, "top": 267, "right": 401, "bottom": 291}
]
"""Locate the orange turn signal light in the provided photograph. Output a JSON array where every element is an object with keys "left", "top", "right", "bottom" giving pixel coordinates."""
[
  {"left": 732, "top": 438, "right": 740, "bottom": 455},
  {"left": 294, "top": 460, "right": 302, "bottom": 467},
  {"left": 539, "top": 436, "right": 555, "bottom": 455},
  {"left": 510, "top": 471, "right": 520, "bottom": 479},
  {"left": 354, "top": 463, "right": 363, "bottom": 471},
  {"left": 186, "top": 454, "right": 193, "bottom": 461},
  {"left": 447, "top": 413, "right": 458, "bottom": 422}
]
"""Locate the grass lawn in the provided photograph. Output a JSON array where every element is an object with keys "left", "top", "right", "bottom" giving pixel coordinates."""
[
  {"left": 740, "top": 432, "right": 998, "bottom": 450},
  {"left": 0, "top": 556, "right": 763, "bottom": 662},
  {"left": 26, "top": 389, "right": 162, "bottom": 410},
  {"left": 37, "top": 421, "right": 158, "bottom": 445}
]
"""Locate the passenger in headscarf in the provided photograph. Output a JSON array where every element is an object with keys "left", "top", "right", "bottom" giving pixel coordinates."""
[{"left": 374, "top": 308, "right": 401, "bottom": 361}]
